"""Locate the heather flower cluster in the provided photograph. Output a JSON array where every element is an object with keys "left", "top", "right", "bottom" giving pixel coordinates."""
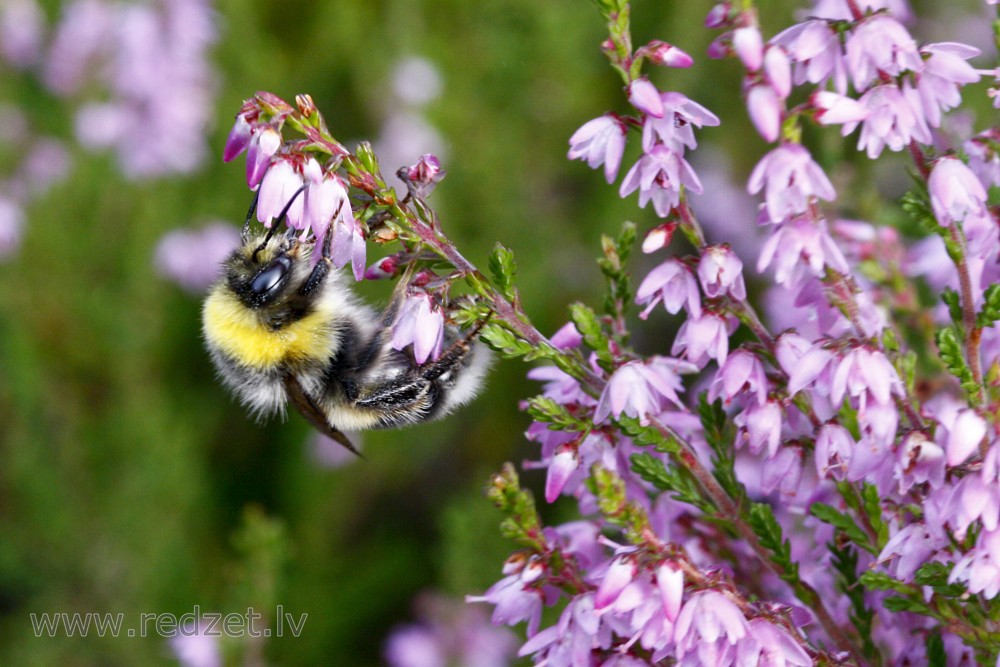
[
  {"left": 214, "top": 0, "right": 1000, "bottom": 662},
  {"left": 462, "top": 0, "right": 1000, "bottom": 664},
  {"left": 0, "top": 0, "right": 217, "bottom": 260}
]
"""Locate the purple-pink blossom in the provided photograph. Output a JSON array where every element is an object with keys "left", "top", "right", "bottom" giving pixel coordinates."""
[
  {"left": 593, "top": 358, "right": 695, "bottom": 425},
  {"left": 619, "top": 144, "right": 703, "bottom": 217},
  {"left": 671, "top": 311, "right": 735, "bottom": 367},
  {"left": 698, "top": 245, "right": 746, "bottom": 301},
  {"left": 844, "top": 83, "right": 931, "bottom": 159},
  {"left": 391, "top": 294, "right": 445, "bottom": 364},
  {"left": 757, "top": 217, "right": 849, "bottom": 286},
  {"left": 636, "top": 259, "right": 701, "bottom": 319},
  {"left": 928, "top": 157, "right": 989, "bottom": 227},
  {"left": 567, "top": 114, "right": 627, "bottom": 184},
  {"left": 844, "top": 15, "right": 922, "bottom": 91},
  {"left": 748, "top": 144, "right": 835, "bottom": 222}
]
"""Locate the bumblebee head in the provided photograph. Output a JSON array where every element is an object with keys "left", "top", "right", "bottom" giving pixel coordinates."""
[{"left": 223, "top": 234, "right": 314, "bottom": 310}]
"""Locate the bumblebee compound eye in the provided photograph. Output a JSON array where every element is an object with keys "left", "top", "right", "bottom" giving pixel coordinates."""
[{"left": 250, "top": 256, "right": 291, "bottom": 296}]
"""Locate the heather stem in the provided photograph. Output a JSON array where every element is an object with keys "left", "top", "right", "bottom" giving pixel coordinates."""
[
  {"left": 649, "top": 416, "right": 865, "bottom": 663},
  {"left": 949, "top": 224, "right": 987, "bottom": 406}
]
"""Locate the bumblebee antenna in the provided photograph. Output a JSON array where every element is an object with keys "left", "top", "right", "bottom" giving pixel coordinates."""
[
  {"left": 253, "top": 184, "right": 308, "bottom": 261},
  {"left": 240, "top": 189, "right": 262, "bottom": 243}
]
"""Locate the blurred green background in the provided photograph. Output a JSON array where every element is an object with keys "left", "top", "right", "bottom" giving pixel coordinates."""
[{"left": 0, "top": 0, "right": 994, "bottom": 664}]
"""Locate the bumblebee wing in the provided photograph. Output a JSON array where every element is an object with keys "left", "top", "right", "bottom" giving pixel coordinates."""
[{"left": 282, "top": 375, "right": 363, "bottom": 458}]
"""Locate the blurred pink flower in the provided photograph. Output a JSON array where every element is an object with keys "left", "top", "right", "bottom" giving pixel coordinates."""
[
  {"left": 154, "top": 223, "right": 239, "bottom": 293},
  {"left": 928, "top": 157, "right": 988, "bottom": 227}
]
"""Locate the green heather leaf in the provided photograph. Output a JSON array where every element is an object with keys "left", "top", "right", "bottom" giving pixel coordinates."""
[
  {"left": 926, "top": 632, "right": 946, "bottom": 667},
  {"left": 977, "top": 284, "right": 1000, "bottom": 328},
  {"left": 810, "top": 503, "right": 875, "bottom": 554},
  {"left": 488, "top": 243, "right": 517, "bottom": 300}
]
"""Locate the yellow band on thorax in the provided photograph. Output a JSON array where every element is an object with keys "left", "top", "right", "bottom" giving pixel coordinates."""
[{"left": 202, "top": 288, "right": 333, "bottom": 369}]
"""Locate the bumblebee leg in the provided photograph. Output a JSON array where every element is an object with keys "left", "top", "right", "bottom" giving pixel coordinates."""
[
  {"left": 299, "top": 223, "right": 335, "bottom": 297},
  {"left": 418, "top": 313, "right": 491, "bottom": 381},
  {"left": 345, "top": 375, "right": 438, "bottom": 427},
  {"left": 343, "top": 317, "right": 491, "bottom": 427},
  {"left": 241, "top": 189, "right": 262, "bottom": 242}
]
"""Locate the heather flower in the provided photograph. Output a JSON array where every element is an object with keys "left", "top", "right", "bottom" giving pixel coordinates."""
[
  {"left": 391, "top": 56, "right": 444, "bottom": 107},
  {"left": 628, "top": 77, "right": 665, "bottom": 117},
  {"left": 527, "top": 365, "right": 591, "bottom": 407},
  {"left": 655, "top": 562, "right": 684, "bottom": 622},
  {"left": 594, "top": 555, "right": 639, "bottom": 612},
  {"left": 811, "top": 0, "right": 914, "bottom": 23},
  {"left": 302, "top": 160, "right": 353, "bottom": 242},
  {"left": 154, "top": 223, "right": 240, "bottom": 293},
  {"left": 51, "top": 0, "right": 218, "bottom": 178},
  {"left": 567, "top": 114, "right": 627, "bottom": 184},
  {"left": 735, "top": 399, "right": 783, "bottom": 457},
  {"left": 732, "top": 26, "right": 764, "bottom": 71},
  {"left": 814, "top": 422, "right": 854, "bottom": 481},
  {"left": 44, "top": 0, "right": 115, "bottom": 95},
  {"left": 517, "top": 594, "right": 608, "bottom": 663},
  {"left": 673, "top": 591, "right": 749, "bottom": 662},
  {"left": 168, "top": 621, "right": 221, "bottom": 667},
  {"left": 709, "top": 349, "right": 768, "bottom": 406},
  {"left": 391, "top": 294, "right": 444, "bottom": 364},
  {"left": 642, "top": 41, "right": 694, "bottom": 68},
  {"left": 256, "top": 158, "right": 305, "bottom": 229},
  {"left": 545, "top": 443, "right": 579, "bottom": 502},
  {"left": 947, "top": 474, "right": 1000, "bottom": 539},
  {"left": 928, "top": 157, "right": 988, "bottom": 227},
  {"left": 698, "top": 245, "right": 746, "bottom": 301},
  {"left": 672, "top": 311, "right": 735, "bottom": 367},
  {"left": 550, "top": 322, "right": 583, "bottom": 350},
  {"left": 757, "top": 217, "right": 849, "bottom": 286},
  {"left": 738, "top": 618, "right": 812, "bottom": 667},
  {"left": 223, "top": 115, "right": 253, "bottom": 163},
  {"left": 400, "top": 154, "right": 447, "bottom": 197},
  {"left": 772, "top": 20, "right": 848, "bottom": 94},
  {"left": 246, "top": 127, "right": 281, "bottom": 189},
  {"left": 641, "top": 92, "right": 720, "bottom": 153},
  {"left": 0, "top": 0, "right": 43, "bottom": 69},
  {"left": 0, "top": 196, "right": 24, "bottom": 260},
  {"left": 916, "top": 43, "right": 981, "bottom": 128},
  {"left": 774, "top": 332, "right": 813, "bottom": 378},
  {"left": 829, "top": 346, "right": 903, "bottom": 408},
  {"left": 895, "top": 431, "right": 945, "bottom": 492},
  {"left": 949, "top": 528, "right": 1000, "bottom": 599},
  {"left": 466, "top": 559, "right": 545, "bottom": 636},
  {"left": 844, "top": 15, "right": 922, "bottom": 91},
  {"left": 636, "top": 259, "right": 702, "bottom": 319},
  {"left": 811, "top": 91, "right": 869, "bottom": 126},
  {"left": 619, "top": 144, "right": 703, "bottom": 217},
  {"left": 330, "top": 214, "right": 367, "bottom": 282},
  {"left": 965, "top": 130, "right": 1000, "bottom": 189},
  {"left": 384, "top": 594, "right": 517, "bottom": 667},
  {"left": 844, "top": 83, "right": 931, "bottom": 159},
  {"left": 878, "top": 523, "right": 948, "bottom": 580},
  {"left": 748, "top": 144, "right": 835, "bottom": 221},
  {"left": 942, "top": 408, "right": 988, "bottom": 467},
  {"left": 593, "top": 358, "right": 694, "bottom": 425},
  {"left": 763, "top": 46, "right": 792, "bottom": 99},
  {"left": 745, "top": 82, "right": 783, "bottom": 143}
]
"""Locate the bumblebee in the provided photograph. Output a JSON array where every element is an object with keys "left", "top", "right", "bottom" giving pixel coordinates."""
[{"left": 201, "top": 195, "right": 489, "bottom": 454}]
